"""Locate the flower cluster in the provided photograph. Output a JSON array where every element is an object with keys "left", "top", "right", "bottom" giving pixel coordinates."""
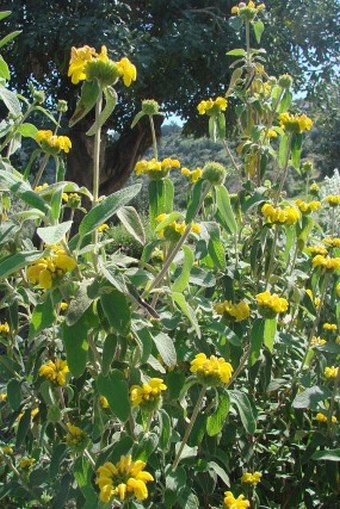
[
  {"left": 135, "top": 157, "right": 180, "bottom": 179},
  {"left": 312, "top": 255, "right": 340, "bottom": 271},
  {"left": 190, "top": 353, "right": 233, "bottom": 386},
  {"left": 65, "top": 423, "right": 88, "bottom": 451},
  {"left": 306, "top": 245, "right": 328, "bottom": 256},
  {"left": 35, "top": 130, "right": 72, "bottom": 155},
  {"left": 323, "top": 237, "right": 340, "bottom": 248},
  {"left": 241, "top": 471, "right": 262, "bottom": 485},
  {"left": 295, "top": 199, "right": 321, "bottom": 214},
  {"left": 19, "top": 457, "right": 35, "bottom": 470},
  {"left": 214, "top": 300, "right": 250, "bottom": 321},
  {"left": 324, "top": 366, "right": 338, "bottom": 379},
  {"left": 322, "top": 323, "right": 337, "bottom": 331},
  {"left": 99, "top": 395, "right": 109, "bottom": 409},
  {"left": 278, "top": 112, "right": 313, "bottom": 134},
  {"left": 39, "top": 359, "right": 69, "bottom": 386},
  {"left": 96, "top": 455, "right": 154, "bottom": 503},
  {"left": 62, "top": 192, "right": 81, "bottom": 208},
  {"left": 27, "top": 246, "right": 77, "bottom": 289},
  {"left": 130, "top": 378, "right": 167, "bottom": 411},
  {"left": 325, "top": 195, "right": 340, "bottom": 207},
  {"left": 310, "top": 182, "right": 320, "bottom": 194},
  {"left": 311, "top": 336, "right": 327, "bottom": 347},
  {"left": 306, "top": 289, "right": 320, "bottom": 308},
  {"left": 68, "top": 45, "right": 136, "bottom": 87},
  {"left": 231, "top": 1, "right": 265, "bottom": 19},
  {"left": 256, "top": 291, "right": 289, "bottom": 316},
  {"left": 261, "top": 203, "right": 300, "bottom": 225},
  {"left": 197, "top": 97, "right": 227, "bottom": 116},
  {"left": 181, "top": 166, "right": 203, "bottom": 183},
  {"left": 156, "top": 213, "right": 200, "bottom": 241},
  {"left": 315, "top": 412, "right": 337, "bottom": 424},
  {"left": 98, "top": 223, "right": 110, "bottom": 233},
  {"left": 224, "top": 491, "right": 250, "bottom": 509},
  {"left": 0, "top": 322, "right": 9, "bottom": 334}
]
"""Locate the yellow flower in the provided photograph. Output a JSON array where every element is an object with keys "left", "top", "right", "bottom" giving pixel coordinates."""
[
  {"left": 190, "top": 353, "right": 233, "bottom": 386},
  {"left": 68, "top": 45, "right": 97, "bottom": 84},
  {"left": 324, "top": 366, "right": 339, "bottom": 379},
  {"left": 241, "top": 471, "right": 262, "bottom": 485},
  {"left": 96, "top": 455, "right": 154, "bottom": 503},
  {"left": 316, "top": 412, "right": 337, "bottom": 424},
  {"left": 322, "top": 323, "right": 337, "bottom": 331},
  {"left": 256, "top": 291, "right": 288, "bottom": 315},
  {"left": 312, "top": 255, "right": 340, "bottom": 271},
  {"left": 0, "top": 393, "right": 7, "bottom": 402},
  {"left": 98, "top": 223, "right": 109, "bottom": 233},
  {"left": 1, "top": 445, "right": 13, "bottom": 455},
  {"left": 214, "top": 300, "right": 250, "bottom": 321},
  {"left": 295, "top": 199, "right": 321, "bottom": 214},
  {"left": 182, "top": 166, "right": 203, "bottom": 183},
  {"left": 39, "top": 359, "right": 70, "bottom": 386},
  {"left": 261, "top": 203, "right": 300, "bottom": 225},
  {"left": 224, "top": 491, "right": 250, "bottom": 509},
  {"left": 336, "top": 336, "right": 340, "bottom": 344},
  {"left": 279, "top": 112, "right": 313, "bottom": 133},
  {"left": 337, "top": 282, "right": 340, "bottom": 298},
  {"left": 116, "top": 57, "right": 137, "bottom": 87},
  {"left": 325, "top": 195, "right": 340, "bottom": 207},
  {"left": 19, "top": 457, "right": 35, "bottom": 469},
  {"left": 60, "top": 302, "right": 69, "bottom": 311},
  {"left": 31, "top": 407, "right": 39, "bottom": 419},
  {"left": 191, "top": 223, "right": 201, "bottom": 235},
  {"left": 65, "top": 423, "right": 88, "bottom": 451},
  {"left": 36, "top": 130, "right": 72, "bottom": 154},
  {"left": 310, "top": 182, "right": 320, "bottom": 193},
  {"left": 130, "top": 378, "right": 167, "bottom": 411},
  {"left": 135, "top": 157, "right": 179, "bottom": 179},
  {"left": 0, "top": 322, "right": 10, "bottom": 334},
  {"left": 197, "top": 96, "right": 227, "bottom": 116},
  {"left": 99, "top": 395, "right": 109, "bottom": 409},
  {"left": 34, "top": 183, "right": 49, "bottom": 192}
]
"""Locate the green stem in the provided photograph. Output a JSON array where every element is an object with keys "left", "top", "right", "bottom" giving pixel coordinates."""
[
  {"left": 275, "top": 134, "right": 292, "bottom": 205},
  {"left": 245, "top": 21, "right": 251, "bottom": 65},
  {"left": 32, "top": 153, "right": 49, "bottom": 189},
  {"left": 149, "top": 115, "right": 158, "bottom": 160},
  {"left": 92, "top": 94, "right": 103, "bottom": 270},
  {"left": 265, "top": 224, "right": 279, "bottom": 288},
  {"left": 172, "top": 386, "right": 206, "bottom": 469},
  {"left": 221, "top": 138, "right": 239, "bottom": 175}
]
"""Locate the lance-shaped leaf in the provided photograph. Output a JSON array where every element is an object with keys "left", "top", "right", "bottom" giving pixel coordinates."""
[
  {"left": 148, "top": 178, "right": 174, "bottom": 231},
  {"left": 117, "top": 205, "right": 145, "bottom": 245},
  {"left": 86, "top": 85, "right": 118, "bottom": 135},
  {"left": 37, "top": 221, "right": 73, "bottom": 245},
  {"left": 69, "top": 80, "right": 101, "bottom": 127}
]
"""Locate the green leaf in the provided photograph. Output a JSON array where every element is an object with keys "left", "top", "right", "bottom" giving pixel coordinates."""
[
  {"left": 0, "top": 169, "right": 49, "bottom": 213},
  {"left": 230, "top": 390, "right": 257, "bottom": 434},
  {"left": 208, "top": 115, "right": 217, "bottom": 142},
  {"left": 154, "top": 211, "right": 183, "bottom": 233},
  {"left": 96, "top": 371, "right": 130, "bottom": 422},
  {"left": 249, "top": 318, "right": 264, "bottom": 366},
  {"left": 226, "top": 49, "right": 246, "bottom": 57},
  {"left": 206, "top": 392, "right": 230, "bottom": 436},
  {"left": 0, "top": 221, "right": 19, "bottom": 247},
  {"left": 37, "top": 221, "right": 73, "bottom": 245},
  {"left": 152, "top": 331, "right": 177, "bottom": 368},
  {"left": 62, "top": 312, "right": 90, "bottom": 378},
  {"left": 215, "top": 184, "right": 237, "bottom": 234},
  {"left": 0, "top": 84, "right": 21, "bottom": 115},
  {"left": 17, "top": 123, "right": 38, "bottom": 139},
  {"left": 292, "top": 385, "right": 332, "bottom": 410},
  {"left": 172, "top": 292, "right": 201, "bottom": 338},
  {"left": 208, "top": 225, "right": 226, "bottom": 270},
  {"left": 312, "top": 449, "right": 340, "bottom": 462},
  {"left": 185, "top": 179, "right": 204, "bottom": 223},
  {"left": 69, "top": 80, "right": 101, "bottom": 127},
  {"left": 0, "top": 30, "right": 22, "bottom": 50},
  {"left": 148, "top": 178, "right": 174, "bottom": 231},
  {"left": 228, "top": 15, "right": 243, "bottom": 31},
  {"left": 253, "top": 20, "right": 264, "bottom": 44},
  {"left": 0, "top": 250, "right": 43, "bottom": 279},
  {"left": 7, "top": 379, "right": 22, "bottom": 411},
  {"left": 173, "top": 245, "right": 194, "bottom": 292},
  {"left": 29, "top": 295, "right": 56, "bottom": 339},
  {"left": 264, "top": 317, "right": 277, "bottom": 352},
  {"left": 101, "top": 334, "right": 117, "bottom": 376},
  {"left": 130, "top": 110, "right": 146, "bottom": 129},
  {"left": 50, "top": 186, "right": 64, "bottom": 222},
  {"left": 65, "top": 279, "right": 94, "bottom": 326},
  {"left": 86, "top": 85, "right": 118, "bottom": 135},
  {"left": 116, "top": 205, "right": 145, "bottom": 245},
  {"left": 159, "top": 409, "right": 172, "bottom": 451},
  {"left": 0, "top": 55, "right": 10, "bottom": 81},
  {"left": 291, "top": 133, "right": 303, "bottom": 172},
  {"left": 16, "top": 409, "right": 31, "bottom": 447},
  {"left": 100, "top": 290, "right": 131, "bottom": 336},
  {"left": 278, "top": 133, "right": 290, "bottom": 169},
  {"left": 216, "top": 112, "right": 226, "bottom": 139},
  {"left": 0, "top": 11, "right": 12, "bottom": 21},
  {"left": 79, "top": 184, "right": 141, "bottom": 237},
  {"left": 74, "top": 457, "right": 98, "bottom": 504},
  {"left": 277, "top": 90, "right": 292, "bottom": 114}
]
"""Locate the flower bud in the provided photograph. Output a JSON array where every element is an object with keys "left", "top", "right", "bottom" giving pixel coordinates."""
[
  {"left": 86, "top": 59, "right": 120, "bottom": 87},
  {"left": 33, "top": 89, "right": 46, "bottom": 104},
  {"left": 202, "top": 161, "right": 227, "bottom": 185},
  {"left": 142, "top": 99, "right": 160, "bottom": 115},
  {"left": 302, "top": 160, "right": 313, "bottom": 173},
  {"left": 57, "top": 99, "right": 68, "bottom": 113},
  {"left": 278, "top": 74, "right": 293, "bottom": 89}
]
